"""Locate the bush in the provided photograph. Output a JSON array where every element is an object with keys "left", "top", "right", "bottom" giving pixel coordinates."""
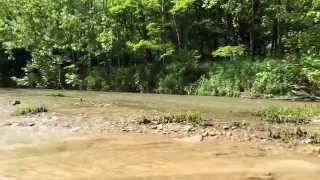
[
  {"left": 106, "top": 63, "right": 160, "bottom": 93},
  {"left": 158, "top": 61, "right": 204, "bottom": 94},
  {"left": 299, "top": 56, "right": 320, "bottom": 93},
  {"left": 13, "top": 105, "right": 48, "bottom": 116},
  {"left": 195, "top": 59, "right": 257, "bottom": 97},
  {"left": 251, "top": 59, "right": 298, "bottom": 95},
  {"left": 159, "top": 111, "right": 204, "bottom": 126}
]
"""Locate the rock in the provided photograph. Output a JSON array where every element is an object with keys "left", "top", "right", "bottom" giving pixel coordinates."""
[
  {"left": 184, "top": 125, "right": 193, "bottom": 132},
  {"left": 231, "top": 126, "right": 238, "bottom": 130},
  {"left": 156, "top": 124, "right": 164, "bottom": 131},
  {"left": 136, "top": 129, "right": 143, "bottom": 133},
  {"left": 138, "top": 116, "right": 151, "bottom": 125},
  {"left": 303, "top": 138, "right": 312, "bottom": 144},
  {"left": 223, "top": 125, "right": 229, "bottom": 130},
  {"left": 242, "top": 121, "right": 248, "bottom": 127},
  {"left": 71, "top": 127, "right": 81, "bottom": 132},
  {"left": 208, "top": 131, "right": 217, "bottom": 136},
  {"left": 121, "top": 127, "right": 133, "bottom": 132},
  {"left": 63, "top": 123, "right": 72, "bottom": 128},
  {"left": 151, "top": 125, "right": 158, "bottom": 129},
  {"left": 11, "top": 100, "right": 21, "bottom": 106},
  {"left": 3, "top": 122, "right": 12, "bottom": 126},
  {"left": 226, "top": 132, "right": 233, "bottom": 137},
  {"left": 203, "top": 121, "right": 214, "bottom": 127},
  {"left": 202, "top": 131, "right": 209, "bottom": 137},
  {"left": 28, "top": 122, "right": 36, "bottom": 127}
]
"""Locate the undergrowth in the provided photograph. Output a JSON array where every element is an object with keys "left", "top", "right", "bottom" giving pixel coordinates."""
[{"left": 255, "top": 106, "right": 320, "bottom": 124}]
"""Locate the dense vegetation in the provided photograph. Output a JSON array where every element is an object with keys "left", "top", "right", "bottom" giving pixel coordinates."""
[{"left": 0, "top": 0, "right": 319, "bottom": 97}]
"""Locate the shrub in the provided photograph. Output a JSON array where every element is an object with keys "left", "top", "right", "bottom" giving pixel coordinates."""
[
  {"left": 13, "top": 105, "right": 48, "bottom": 116},
  {"left": 195, "top": 59, "right": 256, "bottom": 97},
  {"left": 158, "top": 61, "right": 204, "bottom": 94},
  {"left": 251, "top": 59, "right": 298, "bottom": 95},
  {"left": 159, "top": 111, "right": 204, "bottom": 126},
  {"left": 212, "top": 45, "right": 245, "bottom": 60}
]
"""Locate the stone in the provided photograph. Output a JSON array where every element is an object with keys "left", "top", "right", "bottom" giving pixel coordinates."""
[
  {"left": 202, "top": 131, "right": 209, "bottom": 137},
  {"left": 28, "top": 122, "right": 36, "bottom": 127},
  {"left": 208, "top": 131, "right": 217, "bottom": 136},
  {"left": 184, "top": 125, "right": 193, "bottom": 132},
  {"left": 63, "top": 123, "right": 72, "bottom": 128},
  {"left": 223, "top": 125, "right": 229, "bottom": 130},
  {"left": 203, "top": 122, "right": 214, "bottom": 127},
  {"left": 136, "top": 129, "right": 143, "bottom": 133},
  {"left": 121, "top": 128, "right": 129, "bottom": 132},
  {"left": 138, "top": 116, "right": 151, "bottom": 125},
  {"left": 231, "top": 126, "right": 238, "bottom": 130},
  {"left": 11, "top": 100, "right": 21, "bottom": 106},
  {"left": 156, "top": 124, "right": 164, "bottom": 131},
  {"left": 3, "top": 122, "right": 12, "bottom": 126},
  {"left": 71, "top": 127, "right": 81, "bottom": 132}
]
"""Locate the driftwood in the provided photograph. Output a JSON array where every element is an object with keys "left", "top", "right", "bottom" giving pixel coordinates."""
[{"left": 284, "top": 85, "right": 320, "bottom": 101}]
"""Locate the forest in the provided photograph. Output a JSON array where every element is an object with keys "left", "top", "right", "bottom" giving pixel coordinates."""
[{"left": 0, "top": 0, "right": 319, "bottom": 97}]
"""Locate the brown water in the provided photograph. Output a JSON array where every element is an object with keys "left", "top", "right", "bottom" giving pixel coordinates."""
[
  {"left": 0, "top": 135, "right": 320, "bottom": 180},
  {"left": 0, "top": 89, "right": 319, "bottom": 180}
]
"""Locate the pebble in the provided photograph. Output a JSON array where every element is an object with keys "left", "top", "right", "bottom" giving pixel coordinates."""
[
  {"left": 136, "top": 129, "right": 143, "bottom": 133},
  {"left": 208, "top": 131, "right": 216, "bottom": 136},
  {"left": 11, "top": 100, "right": 21, "bottom": 106},
  {"left": 156, "top": 124, "right": 164, "bottom": 131},
  {"left": 28, "top": 122, "right": 36, "bottom": 127},
  {"left": 71, "top": 127, "right": 81, "bottom": 132},
  {"left": 223, "top": 125, "right": 229, "bottom": 130},
  {"left": 184, "top": 125, "right": 193, "bottom": 132},
  {"left": 3, "top": 122, "right": 12, "bottom": 126},
  {"left": 202, "top": 131, "right": 209, "bottom": 137}
]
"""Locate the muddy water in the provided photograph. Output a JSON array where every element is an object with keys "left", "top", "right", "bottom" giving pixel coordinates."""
[
  {"left": 0, "top": 135, "right": 319, "bottom": 180},
  {"left": 0, "top": 89, "right": 320, "bottom": 180}
]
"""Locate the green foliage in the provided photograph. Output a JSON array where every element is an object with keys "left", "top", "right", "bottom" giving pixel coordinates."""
[
  {"left": 158, "top": 53, "right": 203, "bottom": 94},
  {"left": 159, "top": 111, "right": 204, "bottom": 126},
  {"left": 212, "top": 45, "right": 245, "bottom": 60},
  {"left": 195, "top": 59, "right": 256, "bottom": 97},
  {"left": 13, "top": 105, "right": 48, "bottom": 116},
  {"left": 171, "top": 0, "right": 196, "bottom": 14},
  {"left": 252, "top": 59, "right": 298, "bottom": 95},
  {"left": 0, "top": 0, "right": 320, "bottom": 98},
  {"left": 300, "top": 56, "right": 320, "bottom": 89},
  {"left": 255, "top": 106, "right": 320, "bottom": 124}
]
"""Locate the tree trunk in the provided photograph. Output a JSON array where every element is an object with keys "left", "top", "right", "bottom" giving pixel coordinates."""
[
  {"left": 250, "top": 0, "right": 256, "bottom": 60},
  {"left": 172, "top": 15, "right": 182, "bottom": 50}
]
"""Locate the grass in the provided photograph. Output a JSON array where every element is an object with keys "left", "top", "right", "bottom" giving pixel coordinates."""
[
  {"left": 255, "top": 106, "right": 320, "bottom": 124},
  {"left": 159, "top": 111, "right": 204, "bottom": 126},
  {"left": 12, "top": 105, "right": 48, "bottom": 116}
]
